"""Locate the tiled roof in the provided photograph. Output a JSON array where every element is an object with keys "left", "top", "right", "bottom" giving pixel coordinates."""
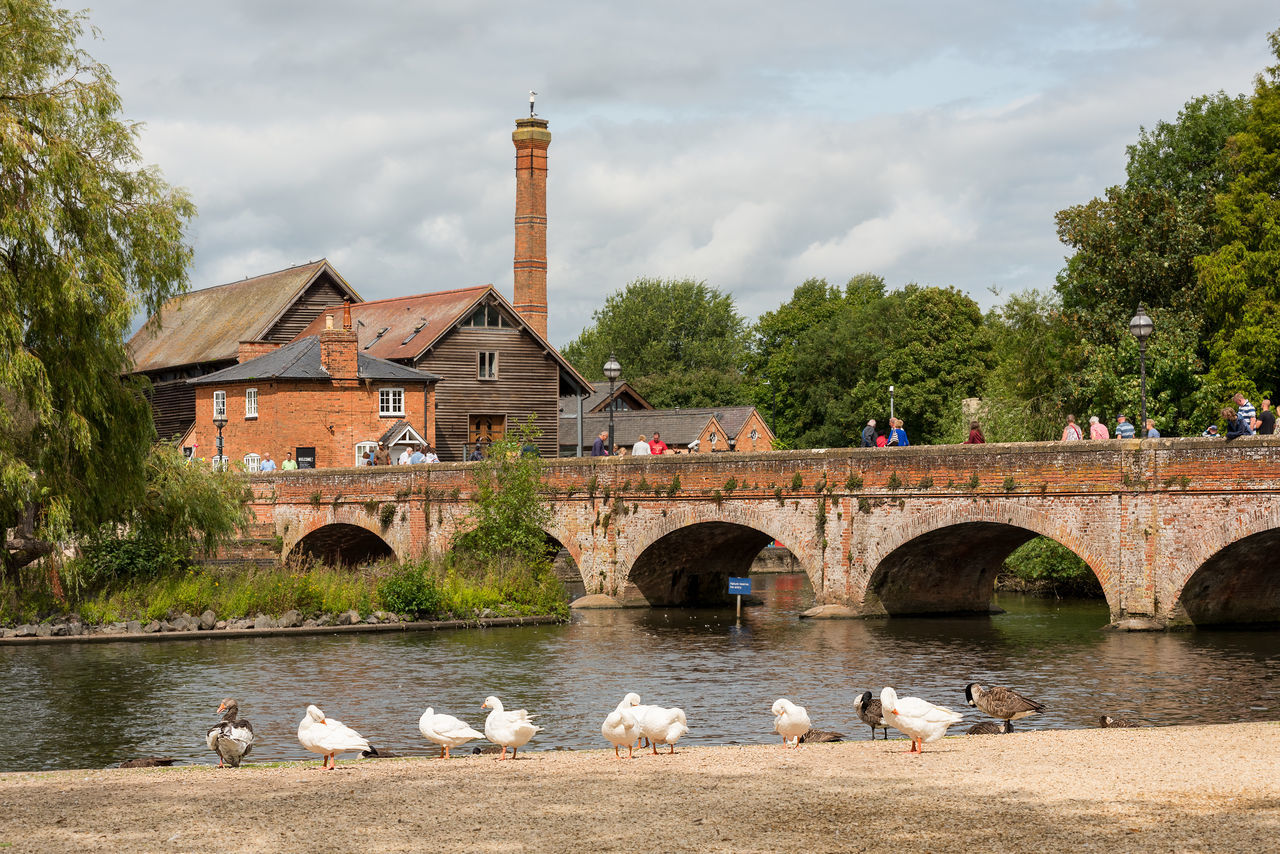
[
  {"left": 561, "top": 406, "right": 769, "bottom": 447},
  {"left": 565, "top": 381, "right": 654, "bottom": 414},
  {"left": 189, "top": 336, "right": 440, "bottom": 385},
  {"left": 127, "top": 260, "right": 359, "bottom": 372}
]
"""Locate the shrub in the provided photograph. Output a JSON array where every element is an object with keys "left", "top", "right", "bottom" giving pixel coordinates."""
[{"left": 378, "top": 563, "right": 443, "bottom": 617}]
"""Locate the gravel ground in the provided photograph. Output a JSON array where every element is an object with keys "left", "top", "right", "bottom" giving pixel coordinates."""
[{"left": 1, "top": 722, "right": 1276, "bottom": 853}]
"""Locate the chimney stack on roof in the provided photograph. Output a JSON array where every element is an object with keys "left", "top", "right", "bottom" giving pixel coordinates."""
[
  {"left": 512, "top": 115, "right": 551, "bottom": 340},
  {"left": 319, "top": 308, "right": 358, "bottom": 379}
]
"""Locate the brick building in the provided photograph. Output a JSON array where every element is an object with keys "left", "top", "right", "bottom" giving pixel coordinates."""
[{"left": 559, "top": 396, "right": 775, "bottom": 455}]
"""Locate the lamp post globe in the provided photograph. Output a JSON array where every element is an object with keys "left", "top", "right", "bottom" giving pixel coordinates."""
[
  {"left": 1128, "top": 305, "right": 1154, "bottom": 430},
  {"left": 213, "top": 413, "right": 228, "bottom": 472},
  {"left": 603, "top": 354, "right": 621, "bottom": 455},
  {"left": 889, "top": 385, "right": 895, "bottom": 421}
]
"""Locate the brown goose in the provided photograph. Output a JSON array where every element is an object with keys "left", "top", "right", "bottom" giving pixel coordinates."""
[
  {"left": 119, "top": 757, "right": 176, "bottom": 768},
  {"left": 964, "top": 683, "right": 1045, "bottom": 729},
  {"left": 1099, "top": 715, "right": 1141, "bottom": 728},
  {"left": 798, "top": 727, "right": 845, "bottom": 744},
  {"left": 853, "top": 690, "right": 890, "bottom": 740},
  {"left": 966, "top": 720, "right": 1012, "bottom": 735},
  {"left": 206, "top": 698, "right": 255, "bottom": 768}
]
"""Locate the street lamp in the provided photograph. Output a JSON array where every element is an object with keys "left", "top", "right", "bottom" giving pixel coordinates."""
[
  {"left": 603, "top": 353, "right": 621, "bottom": 455},
  {"left": 1128, "top": 305, "right": 1154, "bottom": 431},
  {"left": 889, "top": 385, "right": 895, "bottom": 421},
  {"left": 213, "top": 412, "right": 228, "bottom": 472}
]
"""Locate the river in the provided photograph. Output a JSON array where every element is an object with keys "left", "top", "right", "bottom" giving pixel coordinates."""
[{"left": 1, "top": 573, "right": 1277, "bottom": 772}]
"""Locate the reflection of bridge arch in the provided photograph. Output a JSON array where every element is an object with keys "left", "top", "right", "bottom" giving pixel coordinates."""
[
  {"left": 618, "top": 505, "right": 821, "bottom": 607},
  {"left": 1169, "top": 505, "right": 1280, "bottom": 626},
  {"left": 863, "top": 499, "right": 1116, "bottom": 617},
  {"left": 286, "top": 522, "right": 397, "bottom": 566}
]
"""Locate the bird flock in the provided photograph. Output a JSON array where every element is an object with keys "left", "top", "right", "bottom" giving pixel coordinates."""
[{"left": 183, "top": 681, "right": 1139, "bottom": 770}]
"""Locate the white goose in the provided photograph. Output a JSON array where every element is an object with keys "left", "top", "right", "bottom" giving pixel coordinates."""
[
  {"left": 602, "top": 693, "right": 642, "bottom": 759},
  {"left": 880, "top": 687, "right": 963, "bottom": 754},
  {"left": 297, "top": 704, "right": 371, "bottom": 770},
  {"left": 481, "top": 696, "right": 541, "bottom": 760},
  {"left": 636, "top": 703, "right": 689, "bottom": 755},
  {"left": 419, "top": 707, "right": 484, "bottom": 759},
  {"left": 771, "top": 698, "right": 811, "bottom": 749}
]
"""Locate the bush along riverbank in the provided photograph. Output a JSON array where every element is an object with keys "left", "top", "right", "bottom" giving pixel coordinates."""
[
  {"left": 996, "top": 536, "right": 1104, "bottom": 599},
  {"left": 0, "top": 553, "right": 570, "bottom": 639}
]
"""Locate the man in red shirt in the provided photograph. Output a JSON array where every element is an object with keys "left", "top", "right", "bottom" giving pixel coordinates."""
[{"left": 649, "top": 431, "right": 669, "bottom": 455}]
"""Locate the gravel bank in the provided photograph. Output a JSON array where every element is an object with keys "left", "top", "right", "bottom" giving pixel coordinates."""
[{"left": 2, "top": 722, "right": 1276, "bottom": 853}]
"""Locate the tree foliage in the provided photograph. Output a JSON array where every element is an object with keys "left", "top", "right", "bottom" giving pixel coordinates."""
[
  {"left": 561, "top": 277, "right": 748, "bottom": 408},
  {"left": 454, "top": 418, "right": 552, "bottom": 570},
  {"left": 1, "top": 0, "right": 195, "bottom": 574}
]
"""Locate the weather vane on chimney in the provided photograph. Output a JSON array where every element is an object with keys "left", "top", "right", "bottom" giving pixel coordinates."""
[{"left": 529, "top": 90, "right": 537, "bottom": 117}]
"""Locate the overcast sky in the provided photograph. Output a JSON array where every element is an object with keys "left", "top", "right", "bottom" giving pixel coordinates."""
[{"left": 84, "top": 2, "right": 1276, "bottom": 347}]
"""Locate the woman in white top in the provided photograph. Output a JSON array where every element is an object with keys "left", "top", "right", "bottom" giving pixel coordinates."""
[
  {"left": 1061, "top": 414, "right": 1083, "bottom": 441},
  {"left": 632, "top": 434, "right": 651, "bottom": 456}
]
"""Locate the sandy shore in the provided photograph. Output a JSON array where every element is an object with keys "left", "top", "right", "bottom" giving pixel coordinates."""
[{"left": 2, "top": 723, "right": 1276, "bottom": 853}]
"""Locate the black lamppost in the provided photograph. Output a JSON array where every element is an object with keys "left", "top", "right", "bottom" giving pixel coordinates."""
[
  {"left": 213, "top": 413, "right": 228, "bottom": 471},
  {"left": 1129, "top": 305, "right": 1154, "bottom": 430},
  {"left": 603, "top": 353, "right": 621, "bottom": 455}
]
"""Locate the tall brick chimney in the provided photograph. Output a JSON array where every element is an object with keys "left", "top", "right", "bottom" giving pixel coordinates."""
[
  {"left": 319, "top": 302, "right": 358, "bottom": 379},
  {"left": 512, "top": 116, "right": 551, "bottom": 340}
]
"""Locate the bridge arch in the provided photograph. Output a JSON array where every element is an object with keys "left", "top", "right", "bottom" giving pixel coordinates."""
[
  {"left": 285, "top": 521, "right": 398, "bottom": 566},
  {"left": 863, "top": 498, "right": 1117, "bottom": 618},
  {"left": 1168, "top": 505, "right": 1280, "bottom": 626},
  {"left": 616, "top": 504, "right": 822, "bottom": 607}
]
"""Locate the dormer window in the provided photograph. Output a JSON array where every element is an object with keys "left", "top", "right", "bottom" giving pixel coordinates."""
[{"left": 463, "top": 304, "right": 512, "bottom": 328}]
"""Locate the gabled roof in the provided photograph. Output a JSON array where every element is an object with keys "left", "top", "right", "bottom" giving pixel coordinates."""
[
  {"left": 189, "top": 336, "right": 440, "bottom": 385},
  {"left": 294, "top": 285, "right": 592, "bottom": 393},
  {"left": 566, "top": 381, "right": 655, "bottom": 414},
  {"left": 128, "top": 260, "right": 362, "bottom": 373},
  {"left": 378, "top": 420, "right": 427, "bottom": 447},
  {"left": 560, "top": 406, "right": 771, "bottom": 447}
]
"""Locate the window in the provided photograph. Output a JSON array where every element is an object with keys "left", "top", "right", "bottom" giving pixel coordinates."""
[
  {"left": 478, "top": 351, "right": 498, "bottom": 380},
  {"left": 245, "top": 388, "right": 258, "bottom": 418},
  {"left": 379, "top": 387, "right": 404, "bottom": 417},
  {"left": 463, "top": 304, "right": 512, "bottom": 328},
  {"left": 182, "top": 446, "right": 194, "bottom": 460},
  {"left": 211, "top": 455, "right": 228, "bottom": 471},
  {"left": 243, "top": 453, "right": 260, "bottom": 472},
  {"left": 750, "top": 429, "right": 759, "bottom": 440},
  {"left": 213, "top": 390, "right": 226, "bottom": 418},
  {"left": 709, "top": 431, "right": 718, "bottom": 446},
  {"left": 355, "top": 441, "right": 378, "bottom": 466}
]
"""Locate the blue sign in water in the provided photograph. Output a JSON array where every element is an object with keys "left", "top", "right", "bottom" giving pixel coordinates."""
[{"left": 728, "top": 577, "right": 752, "bottom": 595}]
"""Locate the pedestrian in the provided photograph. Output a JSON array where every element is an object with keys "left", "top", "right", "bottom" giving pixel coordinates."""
[
  {"left": 1145, "top": 419, "right": 1160, "bottom": 439},
  {"left": 1061, "top": 415, "right": 1083, "bottom": 441},
  {"left": 281, "top": 452, "right": 298, "bottom": 470},
  {"left": 613, "top": 445, "right": 627, "bottom": 457},
  {"left": 468, "top": 441, "right": 485, "bottom": 461},
  {"left": 1202, "top": 424, "right": 1220, "bottom": 438},
  {"left": 649, "top": 431, "right": 668, "bottom": 455},
  {"left": 591, "top": 430, "right": 610, "bottom": 457},
  {"left": 397, "top": 445, "right": 411, "bottom": 465},
  {"left": 1258, "top": 399, "right": 1275, "bottom": 435},
  {"left": 964, "top": 421, "right": 985, "bottom": 444},
  {"left": 522, "top": 440, "right": 539, "bottom": 457},
  {"left": 861, "top": 419, "right": 877, "bottom": 447},
  {"left": 632, "top": 434, "right": 651, "bottom": 456},
  {"left": 408, "top": 445, "right": 427, "bottom": 465},
  {"left": 875, "top": 433, "right": 887, "bottom": 448},
  {"left": 258, "top": 453, "right": 277, "bottom": 472},
  {"left": 888, "top": 418, "right": 909, "bottom": 447},
  {"left": 423, "top": 444, "right": 439, "bottom": 464},
  {"left": 373, "top": 443, "right": 391, "bottom": 466},
  {"left": 1223, "top": 407, "right": 1249, "bottom": 440},
  {"left": 1115, "top": 415, "right": 1136, "bottom": 440},
  {"left": 1089, "top": 416, "right": 1109, "bottom": 441},
  {"left": 1233, "top": 393, "right": 1256, "bottom": 434}
]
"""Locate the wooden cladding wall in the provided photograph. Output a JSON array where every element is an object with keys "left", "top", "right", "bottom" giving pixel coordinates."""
[
  {"left": 415, "top": 326, "right": 560, "bottom": 461},
  {"left": 147, "top": 379, "right": 196, "bottom": 441},
  {"left": 268, "top": 276, "right": 352, "bottom": 343}
]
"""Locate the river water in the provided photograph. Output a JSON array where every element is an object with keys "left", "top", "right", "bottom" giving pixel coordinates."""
[{"left": 2, "top": 573, "right": 1277, "bottom": 772}]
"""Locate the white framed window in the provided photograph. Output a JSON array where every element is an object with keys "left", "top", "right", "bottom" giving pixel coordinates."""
[
  {"left": 750, "top": 429, "right": 759, "bottom": 440},
  {"left": 211, "top": 455, "right": 228, "bottom": 471},
  {"left": 355, "top": 441, "right": 378, "bottom": 465},
  {"left": 478, "top": 351, "right": 498, "bottom": 380},
  {"left": 245, "top": 388, "right": 258, "bottom": 418},
  {"left": 709, "top": 431, "right": 718, "bottom": 446},
  {"left": 213, "top": 390, "right": 226, "bottom": 418},
  {"left": 243, "top": 453, "right": 260, "bottom": 472},
  {"left": 379, "top": 387, "right": 404, "bottom": 417}
]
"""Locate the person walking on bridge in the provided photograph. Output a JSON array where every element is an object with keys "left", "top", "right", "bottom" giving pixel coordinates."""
[
  {"left": 861, "top": 420, "right": 877, "bottom": 447},
  {"left": 591, "top": 430, "right": 610, "bottom": 457},
  {"left": 1258, "top": 399, "right": 1274, "bottom": 435},
  {"left": 1062, "top": 415, "right": 1083, "bottom": 441},
  {"left": 1115, "top": 415, "right": 1135, "bottom": 439},
  {"left": 1089, "top": 416, "right": 1109, "bottom": 440},
  {"left": 1234, "top": 393, "right": 1257, "bottom": 434}
]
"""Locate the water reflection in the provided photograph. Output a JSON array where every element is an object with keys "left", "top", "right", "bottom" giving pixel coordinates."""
[{"left": 1, "top": 574, "right": 1276, "bottom": 772}]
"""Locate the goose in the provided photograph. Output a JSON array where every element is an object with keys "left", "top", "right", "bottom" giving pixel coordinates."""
[
  {"left": 798, "top": 727, "right": 845, "bottom": 744},
  {"left": 206, "top": 698, "right": 255, "bottom": 768},
  {"left": 1099, "top": 715, "right": 1141, "bottom": 728},
  {"left": 602, "top": 693, "right": 642, "bottom": 759},
  {"left": 771, "top": 698, "right": 811, "bottom": 749},
  {"left": 481, "top": 696, "right": 541, "bottom": 760},
  {"left": 853, "top": 690, "right": 890, "bottom": 740},
  {"left": 419, "top": 707, "right": 485, "bottom": 759},
  {"left": 119, "top": 757, "right": 176, "bottom": 768},
  {"left": 966, "top": 720, "right": 1013, "bottom": 735},
  {"left": 880, "top": 687, "right": 964, "bottom": 754},
  {"left": 636, "top": 704, "right": 689, "bottom": 755},
  {"left": 297, "top": 704, "right": 371, "bottom": 770},
  {"left": 964, "top": 683, "right": 1045, "bottom": 730}
]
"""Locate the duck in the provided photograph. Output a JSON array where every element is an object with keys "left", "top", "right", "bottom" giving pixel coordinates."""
[
  {"left": 481, "top": 696, "right": 541, "bottom": 760},
  {"left": 206, "top": 698, "right": 255, "bottom": 768},
  {"left": 798, "top": 727, "right": 845, "bottom": 744},
  {"left": 966, "top": 720, "right": 1013, "bottom": 735},
  {"left": 601, "top": 693, "right": 642, "bottom": 759},
  {"left": 636, "top": 704, "right": 689, "bottom": 755},
  {"left": 853, "top": 690, "right": 890, "bottom": 740},
  {"left": 771, "top": 698, "right": 811, "bottom": 749},
  {"left": 297, "top": 704, "right": 371, "bottom": 770},
  {"left": 419, "top": 707, "right": 485, "bottom": 759},
  {"left": 1099, "top": 715, "right": 1142, "bottom": 728},
  {"left": 964, "top": 683, "right": 1046, "bottom": 730},
  {"left": 880, "top": 686, "right": 964, "bottom": 754}
]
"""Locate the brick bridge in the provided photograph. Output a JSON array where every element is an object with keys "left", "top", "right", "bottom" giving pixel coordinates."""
[{"left": 238, "top": 439, "right": 1280, "bottom": 629}]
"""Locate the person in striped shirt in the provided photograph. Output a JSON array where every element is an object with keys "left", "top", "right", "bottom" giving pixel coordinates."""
[{"left": 1234, "top": 393, "right": 1257, "bottom": 434}]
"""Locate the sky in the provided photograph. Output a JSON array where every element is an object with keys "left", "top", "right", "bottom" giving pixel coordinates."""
[{"left": 81, "top": 1, "right": 1278, "bottom": 348}]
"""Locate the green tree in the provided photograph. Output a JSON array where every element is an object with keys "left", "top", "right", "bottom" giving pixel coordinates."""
[
  {"left": 1197, "top": 28, "right": 1280, "bottom": 401},
  {"left": 1, "top": 0, "right": 195, "bottom": 575},
  {"left": 454, "top": 418, "right": 552, "bottom": 569},
  {"left": 561, "top": 277, "right": 748, "bottom": 408}
]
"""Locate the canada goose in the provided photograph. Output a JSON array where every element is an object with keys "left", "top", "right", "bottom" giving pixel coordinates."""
[
  {"left": 798, "top": 727, "right": 845, "bottom": 744},
  {"left": 966, "top": 720, "right": 1013, "bottom": 735},
  {"left": 854, "top": 690, "right": 890, "bottom": 739},
  {"left": 118, "top": 757, "right": 176, "bottom": 768},
  {"left": 964, "top": 683, "right": 1045, "bottom": 728},
  {"left": 1099, "top": 715, "right": 1141, "bottom": 728}
]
